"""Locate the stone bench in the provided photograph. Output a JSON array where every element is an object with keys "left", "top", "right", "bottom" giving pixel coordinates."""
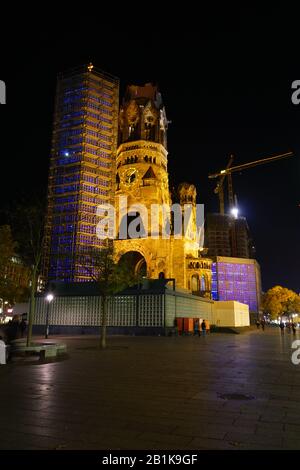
[{"left": 12, "top": 342, "right": 67, "bottom": 359}]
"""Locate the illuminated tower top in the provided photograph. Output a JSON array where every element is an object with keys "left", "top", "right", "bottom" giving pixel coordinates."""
[{"left": 119, "top": 83, "right": 168, "bottom": 148}]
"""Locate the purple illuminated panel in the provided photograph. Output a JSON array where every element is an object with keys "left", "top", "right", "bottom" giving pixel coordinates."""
[{"left": 212, "top": 262, "right": 258, "bottom": 312}]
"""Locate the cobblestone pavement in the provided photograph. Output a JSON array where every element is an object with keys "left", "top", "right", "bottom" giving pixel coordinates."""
[{"left": 1, "top": 328, "right": 300, "bottom": 450}]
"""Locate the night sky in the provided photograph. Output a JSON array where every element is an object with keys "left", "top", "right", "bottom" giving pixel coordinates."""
[{"left": 0, "top": 7, "right": 299, "bottom": 292}]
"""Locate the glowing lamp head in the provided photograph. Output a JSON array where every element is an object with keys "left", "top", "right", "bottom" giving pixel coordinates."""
[
  {"left": 46, "top": 293, "right": 54, "bottom": 302},
  {"left": 64, "top": 151, "right": 69, "bottom": 157},
  {"left": 231, "top": 207, "right": 239, "bottom": 219}
]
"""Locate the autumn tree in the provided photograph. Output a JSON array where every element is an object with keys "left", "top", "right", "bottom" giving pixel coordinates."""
[
  {"left": 0, "top": 225, "right": 16, "bottom": 302},
  {"left": 262, "top": 285, "right": 300, "bottom": 320}
]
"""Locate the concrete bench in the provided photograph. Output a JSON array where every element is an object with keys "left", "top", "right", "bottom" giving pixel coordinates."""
[{"left": 12, "top": 342, "right": 67, "bottom": 359}]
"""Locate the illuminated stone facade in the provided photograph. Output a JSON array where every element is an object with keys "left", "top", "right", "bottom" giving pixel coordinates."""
[{"left": 114, "top": 84, "right": 212, "bottom": 296}]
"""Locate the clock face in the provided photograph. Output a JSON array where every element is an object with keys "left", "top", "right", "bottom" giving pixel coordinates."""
[
  {"left": 124, "top": 168, "right": 138, "bottom": 185},
  {"left": 126, "top": 101, "right": 139, "bottom": 125}
]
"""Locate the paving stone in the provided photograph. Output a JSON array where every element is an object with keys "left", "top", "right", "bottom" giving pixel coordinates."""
[
  {"left": 136, "top": 432, "right": 193, "bottom": 447},
  {"left": 188, "top": 437, "right": 238, "bottom": 450},
  {"left": 224, "top": 431, "right": 283, "bottom": 447},
  {"left": 1, "top": 330, "right": 300, "bottom": 450}
]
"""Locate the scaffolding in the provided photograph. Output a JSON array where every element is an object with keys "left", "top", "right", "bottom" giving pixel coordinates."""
[{"left": 42, "top": 64, "right": 120, "bottom": 282}]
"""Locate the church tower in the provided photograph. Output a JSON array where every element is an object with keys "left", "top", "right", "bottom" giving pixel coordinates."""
[
  {"left": 113, "top": 83, "right": 212, "bottom": 294},
  {"left": 114, "top": 83, "right": 171, "bottom": 279},
  {"left": 116, "top": 84, "right": 170, "bottom": 212}
]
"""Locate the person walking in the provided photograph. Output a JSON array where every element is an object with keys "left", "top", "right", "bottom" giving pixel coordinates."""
[
  {"left": 279, "top": 321, "right": 285, "bottom": 334},
  {"left": 194, "top": 319, "right": 200, "bottom": 337},
  {"left": 5, "top": 315, "right": 21, "bottom": 345},
  {"left": 256, "top": 319, "right": 260, "bottom": 329},
  {"left": 201, "top": 319, "right": 207, "bottom": 337},
  {"left": 20, "top": 318, "right": 27, "bottom": 338},
  {"left": 261, "top": 319, "right": 265, "bottom": 331},
  {"left": 292, "top": 322, "right": 297, "bottom": 335}
]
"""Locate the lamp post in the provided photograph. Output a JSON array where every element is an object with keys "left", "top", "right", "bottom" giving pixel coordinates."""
[{"left": 45, "top": 293, "right": 54, "bottom": 339}]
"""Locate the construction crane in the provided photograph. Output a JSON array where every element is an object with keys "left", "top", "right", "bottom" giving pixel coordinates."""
[{"left": 208, "top": 151, "right": 294, "bottom": 215}]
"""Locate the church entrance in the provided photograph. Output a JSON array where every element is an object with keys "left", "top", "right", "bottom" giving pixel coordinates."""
[{"left": 118, "top": 251, "right": 147, "bottom": 277}]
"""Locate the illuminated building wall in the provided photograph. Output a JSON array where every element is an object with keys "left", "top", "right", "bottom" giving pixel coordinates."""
[
  {"left": 42, "top": 65, "right": 119, "bottom": 282},
  {"left": 212, "top": 256, "right": 261, "bottom": 313}
]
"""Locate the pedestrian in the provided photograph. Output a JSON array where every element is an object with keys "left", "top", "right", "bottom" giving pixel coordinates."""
[
  {"left": 5, "top": 315, "right": 21, "bottom": 345},
  {"left": 20, "top": 318, "right": 27, "bottom": 338},
  {"left": 194, "top": 319, "right": 200, "bottom": 337},
  {"left": 279, "top": 321, "right": 285, "bottom": 334},
  {"left": 256, "top": 319, "right": 260, "bottom": 329},
  {"left": 201, "top": 319, "right": 207, "bottom": 337},
  {"left": 292, "top": 322, "right": 297, "bottom": 335},
  {"left": 261, "top": 319, "right": 265, "bottom": 331}
]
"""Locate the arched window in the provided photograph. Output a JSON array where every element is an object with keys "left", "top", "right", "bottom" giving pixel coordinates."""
[
  {"left": 201, "top": 275, "right": 206, "bottom": 291},
  {"left": 191, "top": 274, "right": 199, "bottom": 293}
]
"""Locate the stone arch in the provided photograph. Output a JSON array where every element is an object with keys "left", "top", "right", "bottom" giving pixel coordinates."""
[{"left": 118, "top": 251, "right": 147, "bottom": 277}]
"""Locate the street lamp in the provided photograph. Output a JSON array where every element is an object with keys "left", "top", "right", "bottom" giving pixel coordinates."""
[{"left": 45, "top": 293, "right": 54, "bottom": 339}]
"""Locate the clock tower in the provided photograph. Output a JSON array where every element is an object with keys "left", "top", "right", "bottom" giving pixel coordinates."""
[{"left": 113, "top": 83, "right": 212, "bottom": 294}]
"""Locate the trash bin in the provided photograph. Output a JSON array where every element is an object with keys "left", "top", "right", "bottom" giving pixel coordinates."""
[{"left": 0, "top": 340, "right": 7, "bottom": 365}]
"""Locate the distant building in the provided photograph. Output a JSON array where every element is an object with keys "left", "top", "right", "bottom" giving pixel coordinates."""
[
  {"left": 234, "top": 217, "right": 255, "bottom": 259},
  {"left": 0, "top": 255, "right": 31, "bottom": 312},
  {"left": 42, "top": 64, "right": 120, "bottom": 282},
  {"left": 205, "top": 213, "right": 255, "bottom": 259},
  {"left": 211, "top": 256, "right": 262, "bottom": 317},
  {"left": 5, "top": 256, "right": 30, "bottom": 290}
]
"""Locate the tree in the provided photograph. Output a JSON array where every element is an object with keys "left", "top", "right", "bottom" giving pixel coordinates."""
[
  {"left": 0, "top": 225, "right": 16, "bottom": 299},
  {"left": 262, "top": 285, "right": 300, "bottom": 320},
  {"left": 8, "top": 200, "right": 45, "bottom": 346},
  {"left": 83, "top": 242, "right": 140, "bottom": 349},
  {"left": 0, "top": 225, "right": 16, "bottom": 267},
  {"left": 0, "top": 225, "right": 30, "bottom": 305}
]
